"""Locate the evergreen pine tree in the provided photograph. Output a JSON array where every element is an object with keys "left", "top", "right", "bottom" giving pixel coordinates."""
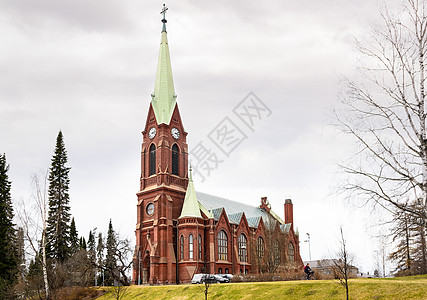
[
  {"left": 96, "top": 233, "right": 104, "bottom": 286},
  {"left": 87, "top": 230, "right": 96, "bottom": 262},
  {"left": 105, "top": 219, "right": 117, "bottom": 285},
  {"left": 389, "top": 212, "right": 414, "bottom": 273},
  {"left": 79, "top": 237, "right": 87, "bottom": 250},
  {"left": 87, "top": 230, "right": 96, "bottom": 285},
  {"left": 69, "top": 217, "right": 79, "bottom": 254},
  {"left": 46, "top": 131, "right": 72, "bottom": 263},
  {"left": 0, "top": 153, "right": 18, "bottom": 292}
]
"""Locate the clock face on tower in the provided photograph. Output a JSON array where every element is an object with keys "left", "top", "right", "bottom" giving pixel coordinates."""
[
  {"left": 148, "top": 127, "right": 157, "bottom": 139},
  {"left": 146, "top": 203, "right": 155, "bottom": 215},
  {"left": 171, "top": 127, "right": 180, "bottom": 139}
]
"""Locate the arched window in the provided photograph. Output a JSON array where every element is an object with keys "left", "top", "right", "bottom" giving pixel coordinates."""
[
  {"left": 218, "top": 230, "right": 228, "bottom": 261},
  {"left": 225, "top": 268, "right": 229, "bottom": 274},
  {"left": 288, "top": 242, "right": 295, "bottom": 263},
  {"left": 180, "top": 235, "right": 184, "bottom": 261},
  {"left": 218, "top": 268, "right": 222, "bottom": 274},
  {"left": 149, "top": 144, "right": 156, "bottom": 176},
  {"left": 257, "top": 236, "right": 265, "bottom": 259},
  {"left": 172, "top": 144, "right": 179, "bottom": 175},
  {"left": 238, "top": 234, "right": 248, "bottom": 262},
  {"left": 273, "top": 240, "right": 280, "bottom": 265},
  {"left": 189, "top": 234, "right": 194, "bottom": 260},
  {"left": 198, "top": 235, "right": 202, "bottom": 260}
]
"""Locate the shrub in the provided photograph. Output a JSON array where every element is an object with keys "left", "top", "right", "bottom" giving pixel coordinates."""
[{"left": 231, "top": 271, "right": 303, "bottom": 283}]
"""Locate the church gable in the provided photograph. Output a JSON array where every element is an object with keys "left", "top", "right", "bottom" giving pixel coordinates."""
[
  {"left": 143, "top": 103, "right": 158, "bottom": 134},
  {"left": 169, "top": 104, "right": 186, "bottom": 135},
  {"left": 236, "top": 212, "right": 250, "bottom": 234},
  {"left": 254, "top": 217, "right": 266, "bottom": 237},
  {"left": 215, "top": 208, "right": 232, "bottom": 234}
]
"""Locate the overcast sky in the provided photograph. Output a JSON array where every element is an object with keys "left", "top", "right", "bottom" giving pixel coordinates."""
[{"left": 0, "top": 0, "right": 404, "bottom": 274}]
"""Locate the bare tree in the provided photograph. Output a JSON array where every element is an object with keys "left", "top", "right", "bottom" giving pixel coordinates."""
[
  {"left": 16, "top": 172, "right": 50, "bottom": 299},
  {"left": 203, "top": 275, "right": 212, "bottom": 300},
  {"left": 336, "top": 0, "right": 427, "bottom": 222},
  {"left": 253, "top": 218, "right": 288, "bottom": 274},
  {"left": 94, "top": 231, "right": 133, "bottom": 286},
  {"left": 331, "top": 227, "right": 353, "bottom": 300},
  {"left": 107, "top": 284, "right": 130, "bottom": 300}
]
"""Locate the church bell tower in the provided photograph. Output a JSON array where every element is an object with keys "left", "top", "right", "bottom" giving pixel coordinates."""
[{"left": 133, "top": 5, "right": 188, "bottom": 284}]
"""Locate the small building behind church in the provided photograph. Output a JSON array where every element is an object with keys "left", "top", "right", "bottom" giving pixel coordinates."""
[{"left": 132, "top": 7, "right": 303, "bottom": 284}]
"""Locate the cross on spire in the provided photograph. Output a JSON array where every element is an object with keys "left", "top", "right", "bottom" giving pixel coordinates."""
[
  {"left": 160, "top": 4, "right": 168, "bottom": 32},
  {"left": 161, "top": 4, "right": 168, "bottom": 23}
]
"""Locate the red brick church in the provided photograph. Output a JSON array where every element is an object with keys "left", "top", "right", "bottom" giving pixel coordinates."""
[{"left": 132, "top": 7, "right": 303, "bottom": 284}]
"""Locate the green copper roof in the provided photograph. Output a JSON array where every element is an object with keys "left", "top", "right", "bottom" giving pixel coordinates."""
[
  {"left": 179, "top": 169, "right": 202, "bottom": 219},
  {"left": 151, "top": 28, "right": 177, "bottom": 125}
]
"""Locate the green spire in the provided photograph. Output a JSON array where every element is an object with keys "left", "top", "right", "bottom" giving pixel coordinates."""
[
  {"left": 179, "top": 168, "right": 202, "bottom": 219},
  {"left": 151, "top": 4, "right": 176, "bottom": 125}
]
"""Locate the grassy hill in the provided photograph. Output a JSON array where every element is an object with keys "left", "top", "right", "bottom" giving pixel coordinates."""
[{"left": 96, "top": 275, "right": 427, "bottom": 300}]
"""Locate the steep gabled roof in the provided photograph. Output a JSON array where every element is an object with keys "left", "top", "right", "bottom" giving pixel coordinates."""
[
  {"left": 247, "top": 216, "right": 261, "bottom": 228},
  {"left": 228, "top": 212, "right": 243, "bottom": 225},
  {"left": 211, "top": 208, "right": 224, "bottom": 220},
  {"left": 179, "top": 170, "right": 202, "bottom": 219},
  {"left": 280, "top": 223, "right": 291, "bottom": 234},
  {"left": 196, "top": 191, "right": 285, "bottom": 228}
]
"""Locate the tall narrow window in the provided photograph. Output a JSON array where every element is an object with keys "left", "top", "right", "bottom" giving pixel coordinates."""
[
  {"left": 238, "top": 234, "right": 248, "bottom": 262},
  {"left": 189, "top": 234, "right": 194, "bottom": 259},
  {"left": 180, "top": 235, "right": 184, "bottom": 261},
  {"left": 172, "top": 144, "right": 179, "bottom": 175},
  {"left": 198, "top": 235, "right": 202, "bottom": 260},
  {"left": 149, "top": 144, "right": 156, "bottom": 176},
  {"left": 218, "top": 230, "right": 228, "bottom": 261},
  {"left": 257, "top": 236, "right": 265, "bottom": 259},
  {"left": 288, "top": 242, "right": 295, "bottom": 263},
  {"left": 273, "top": 240, "right": 280, "bottom": 265}
]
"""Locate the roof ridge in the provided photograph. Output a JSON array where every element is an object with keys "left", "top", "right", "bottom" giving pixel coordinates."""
[{"left": 195, "top": 191, "right": 259, "bottom": 209}]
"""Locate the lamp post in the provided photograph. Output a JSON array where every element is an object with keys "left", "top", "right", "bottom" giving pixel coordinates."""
[{"left": 304, "top": 233, "right": 312, "bottom": 261}]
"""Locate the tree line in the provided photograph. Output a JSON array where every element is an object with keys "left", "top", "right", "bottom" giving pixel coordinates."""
[{"left": 0, "top": 131, "right": 131, "bottom": 299}]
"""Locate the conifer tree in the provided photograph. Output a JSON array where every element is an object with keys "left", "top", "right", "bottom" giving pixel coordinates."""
[
  {"left": 96, "top": 233, "right": 104, "bottom": 286},
  {"left": 79, "top": 237, "right": 87, "bottom": 250},
  {"left": 0, "top": 154, "right": 18, "bottom": 292},
  {"left": 97, "top": 233, "right": 104, "bottom": 267},
  {"left": 88, "top": 230, "right": 96, "bottom": 263},
  {"left": 69, "top": 217, "right": 79, "bottom": 254},
  {"left": 105, "top": 219, "right": 117, "bottom": 285},
  {"left": 46, "top": 131, "right": 72, "bottom": 263},
  {"left": 389, "top": 212, "right": 414, "bottom": 273},
  {"left": 87, "top": 230, "right": 97, "bottom": 285}
]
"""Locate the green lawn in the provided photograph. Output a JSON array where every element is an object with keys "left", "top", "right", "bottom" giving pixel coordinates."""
[{"left": 97, "top": 275, "right": 427, "bottom": 300}]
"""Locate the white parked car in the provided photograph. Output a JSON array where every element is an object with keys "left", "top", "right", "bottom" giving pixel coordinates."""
[
  {"left": 191, "top": 274, "right": 230, "bottom": 284},
  {"left": 219, "top": 274, "right": 233, "bottom": 280},
  {"left": 214, "top": 274, "right": 230, "bottom": 283}
]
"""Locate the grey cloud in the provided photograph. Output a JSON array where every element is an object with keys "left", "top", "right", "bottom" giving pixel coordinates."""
[{"left": 0, "top": 0, "right": 136, "bottom": 32}]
